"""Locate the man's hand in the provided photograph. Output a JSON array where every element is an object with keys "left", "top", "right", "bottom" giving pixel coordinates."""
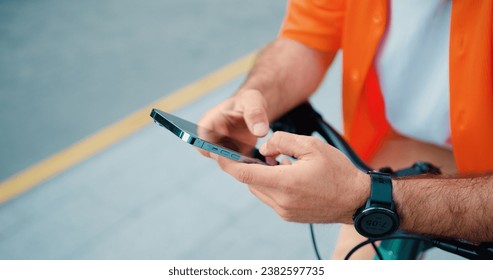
[
  {"left": 197, "top": 89, "right": 269, "bottom": 157},
  {"left": 214, "top": 131, "right": 370, "bottom": 224},
  {"left": 198, "top": 39, "right": 336, "bottom": 158}
]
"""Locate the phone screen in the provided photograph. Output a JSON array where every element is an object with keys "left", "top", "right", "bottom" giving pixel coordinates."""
[{"left": 150, "top": 108, "right": 272, "bottom": 165}]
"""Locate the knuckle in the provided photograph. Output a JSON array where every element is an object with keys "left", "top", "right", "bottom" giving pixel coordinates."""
[
  {"left": 245, "top": 107, "right": 266, "bottom": 120},
  {"left": 272, "top": 131, "right": 286, "bottom": 138},
  {"left": 216, "top": 158, "right": 229, "bottom": 171},
  {"left": 272, "top": 131, "right": 284, "bottom": 137},
  {"left": 237, "top": 169, "right": 254, "bottom": 184},
  {"left": 243, "top": 89, "right": 267, "bottom": 105},
  {"left": 278, "top": 208, "right": 296, "bottom": 222},
  {"left": 293, "top": 135, "right": 308, "bottom": 147},
  {"left": 245, "top": 106, "right": 262, "bottom": 115},
  {"left": 276, "top": 195, "right": 294, "bottom": 213},
  {"left": 304, "top": 136, "right": 320, "bottom": 147},
  {"left": 247, "top": 185, "right": 255, "bottom": 193},
  {"left": 271, "top": 131, "right": 286, "bottom": 145},
  {"left": 274, "top": 186, "right": 301, "bottom": 222},
  {"left": 302, "top": 136, "right": 323, "bottom": 153}
]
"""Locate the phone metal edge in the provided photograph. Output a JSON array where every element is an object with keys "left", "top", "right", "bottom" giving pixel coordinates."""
[{"left": 150, "top": 108, "right": 268, "bottom": 165}]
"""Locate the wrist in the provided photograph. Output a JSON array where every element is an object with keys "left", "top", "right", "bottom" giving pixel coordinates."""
[
  {"left": 357, "top": 170, "right": 371, "bottom": 203},
  {"left": 344, "top": 170, "right": 371, "bottom": 224},
  {"left": 352, "top": 171, "right": 400, "bottom": 238}
]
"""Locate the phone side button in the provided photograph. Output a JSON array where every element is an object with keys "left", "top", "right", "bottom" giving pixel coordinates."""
[
  {"left": 203, "top": 143, "right": 219, "bottom": 153},
  {"left": 220, "top": 150, "right": 230, "bottom": 157},
  {"left": 230, "top": 154, "right": 240, "bottom": 160},
  {"left": 193, "top": 139, "right": 204, "bottom": 148}
]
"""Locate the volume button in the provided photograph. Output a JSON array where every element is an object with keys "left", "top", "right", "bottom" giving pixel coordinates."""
[{"left": 193, "top": 138, "right": 204, "bottom": 148}]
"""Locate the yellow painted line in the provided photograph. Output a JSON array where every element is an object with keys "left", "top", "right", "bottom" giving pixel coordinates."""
[{"left": 0, "top": 51, "right": 257, "bottom": 204}]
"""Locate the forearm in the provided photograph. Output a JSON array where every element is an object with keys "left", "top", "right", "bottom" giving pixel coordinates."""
[
  {"left": 240, "top": 38, "right": 336, "bottom": 121},
  {"left": 394, "top": 173, "right": 493, "bottom": 242}
]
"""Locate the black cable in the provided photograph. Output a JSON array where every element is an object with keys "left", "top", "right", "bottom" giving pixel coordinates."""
[
  {"left": 344, "top": 239, "right": 374, "bottom": 260},
  {"left": 309, "top": 224, "right": 322, "bottom": 260},
  {"left": 371, "top": 242, "right": 384, "bottom": 260}
]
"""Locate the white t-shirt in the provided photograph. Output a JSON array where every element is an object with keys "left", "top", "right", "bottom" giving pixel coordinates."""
[{"left": 375, "top": 0, "right": 452, "bottom": 148}]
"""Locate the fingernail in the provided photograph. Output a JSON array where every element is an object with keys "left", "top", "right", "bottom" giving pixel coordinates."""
[{"left": 253, "top": 123, "right": 268, "bottom": 136}]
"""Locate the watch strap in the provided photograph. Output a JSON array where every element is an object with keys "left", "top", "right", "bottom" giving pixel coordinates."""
[{"left": 368, "top": 171, "right": 393, "bottom": 208}]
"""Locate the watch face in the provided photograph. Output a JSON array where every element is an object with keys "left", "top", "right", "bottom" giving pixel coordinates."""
[{"left": 355, "top": 208, "right": 399, "bottom": 238}]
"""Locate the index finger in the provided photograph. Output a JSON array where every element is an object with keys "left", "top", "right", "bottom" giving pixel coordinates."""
[{"left": 235, "top": 89, "right": 269, "bottom": 137}]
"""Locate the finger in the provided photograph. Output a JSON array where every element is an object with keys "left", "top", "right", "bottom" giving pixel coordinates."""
[
  {"left": 196, "top": 110, "right": 230, "bottom": 158},
  {"left": 197, "top": 148, "right": 211, "bottom": 158},
  {"left": 248, "top": 185, "right": 278, "bottom": 210},
  {"left": 199, "top": 111, "right": 233, "bottom": 137},
  {"left": 196, "top": 109, "right": 247, "bottom": 158},
  {"left": 265, "top": 156, "right": 278, "bottom": 166},
  {"left": 236, "top": 89, "right": 269, "bottom": 137},
  {"left": 210, "top": 152, "right": 219, "bottom": 161},
  {"left": 280, "top": 157, "right": 292, "bottom": 165},
  {"left": 215, "top": 156, "right": 287, "bottom": 187},
  {"left": 260, "top": 131, "right": 317, "bottom": 159},
  {"left": 249, "top": 184, "right": 299, "bottom": 223},
  {"left": 195, "top": 121, "right": 227, "bottom": 158}
]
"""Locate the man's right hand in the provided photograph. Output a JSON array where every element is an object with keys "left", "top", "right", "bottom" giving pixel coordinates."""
[{"left": 197, "top": 88, "right": 269, "bottom": 158}]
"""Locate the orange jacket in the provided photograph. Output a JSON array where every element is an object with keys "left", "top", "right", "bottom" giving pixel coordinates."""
[{"left": 279, "top": 0, "right": 493, "bottom": 174}]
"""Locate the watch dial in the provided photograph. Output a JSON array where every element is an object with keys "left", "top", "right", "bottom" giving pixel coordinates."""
[{"left": 360, "top": 212, "right": 395, "bottom": 236}]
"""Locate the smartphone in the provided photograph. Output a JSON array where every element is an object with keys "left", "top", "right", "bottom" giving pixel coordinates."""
[{"left": 150, "top": 108, "right": 272, "bottom": 165}]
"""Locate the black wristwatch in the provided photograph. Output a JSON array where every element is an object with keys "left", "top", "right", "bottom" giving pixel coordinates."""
[{"left": 353, "top": 171, "right": 400, "bottom": 238}]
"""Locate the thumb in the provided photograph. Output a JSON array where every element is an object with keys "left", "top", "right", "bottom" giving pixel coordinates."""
[
  {"left": 260, "top": 131, "right": 316, "bottom": 159},
  {"left": 236, "top": 89, "right": 269, "bottom": 137}
]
